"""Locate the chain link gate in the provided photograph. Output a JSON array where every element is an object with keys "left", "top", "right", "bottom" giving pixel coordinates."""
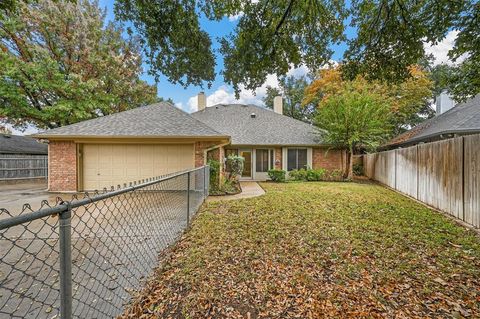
[{"left": 0, "top": 166, "right": 209, "bottom": 318}]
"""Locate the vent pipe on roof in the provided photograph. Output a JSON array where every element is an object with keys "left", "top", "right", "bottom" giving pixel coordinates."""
[
  {"left": 273, "top": 96, "right": 283, "bottom": 115},
  {"left": 197, "top": 92, "right": 207, "bottom": 111}
]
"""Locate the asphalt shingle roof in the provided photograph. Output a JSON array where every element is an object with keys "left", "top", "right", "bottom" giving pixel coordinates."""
[
  {"left": 0, "top": 134, "right": 48, "bottom": 155},
  {"left": 191, "top": 104, "right": 323, "bottom": 145},
  {"left": 387, "top": 95, "right": 480, "bottom": 147},
  {"left": 34, "top": 102, "right": 226, "bottom": 138}
]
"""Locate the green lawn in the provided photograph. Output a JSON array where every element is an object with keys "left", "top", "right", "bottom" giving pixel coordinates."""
[{"left": 122, "top": 182, "right": 480, "bottom": 318}]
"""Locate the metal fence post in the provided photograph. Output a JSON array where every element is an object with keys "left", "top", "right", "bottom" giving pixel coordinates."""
[
  {"left": 204, "top": 166, "right": 207, "bottom": 199},
  {"left": 186, "top": 171, "right": 191, "bottom": 224},
  {"left": 59, "top": 204, "right": 72, "bottom": 319}
]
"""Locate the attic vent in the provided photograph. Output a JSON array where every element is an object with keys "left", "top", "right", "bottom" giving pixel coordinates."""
[{"left": 250, "top": 113, "right": 256, "bottom": 118}]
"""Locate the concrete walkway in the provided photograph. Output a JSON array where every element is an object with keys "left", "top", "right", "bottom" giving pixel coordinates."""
[{"left": 206, "top": 181, "right": 265, "bottom": 202}]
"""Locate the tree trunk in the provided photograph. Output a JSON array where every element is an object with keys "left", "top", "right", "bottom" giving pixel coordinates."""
[
  {"left": 347, "top": 150, "right": 353, "bottom": 180},
  {"left": 344, "top": 149, "right": 353, "bottom": 180}
]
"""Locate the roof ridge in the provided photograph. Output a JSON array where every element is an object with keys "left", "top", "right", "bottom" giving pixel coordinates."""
[
  {"left": 173, "top": 104, "right": 225, "bottom": 136},
  {"left": 35, "top": 102, "right": 168, "bottom": 133},
  {"left": 34, "top": 101, "right": 229, "bottom": 138},
  {"left": 194, "top": 103, "right": 314, "bottom": 127}
]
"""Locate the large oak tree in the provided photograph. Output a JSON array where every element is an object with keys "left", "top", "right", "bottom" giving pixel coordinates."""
[
  {"left": 2, "top": 0, "right": 478, "bottom": 110},
  {"left": 115, "top": 0, "right": 477, "bottom": 99},
  {"left": 0, "top": 0, "right": 158, "bottom": 130}
]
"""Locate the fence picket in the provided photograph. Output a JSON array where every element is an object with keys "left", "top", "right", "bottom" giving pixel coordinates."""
[
  {"left": 0, "top": 154, "right": 48, "bottom": 180},
  {"left": 364, "top": 134, "right": 480, "bottom": 229},
  {"left": 464, "top": 134, "right": 480, "bottom": 228}
]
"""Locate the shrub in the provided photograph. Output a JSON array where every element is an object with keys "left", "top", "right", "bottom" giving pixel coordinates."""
[
  {"left": 307, "top": 168, "right": 326, "bottom": 181},
  {"left": 267, "top": 169, "right": 286, "bottom": 182},
  {"left": 225, "top": 155, "right": 244, "bottom": 181},
  {"left": 289, "top": 169, "right": 307, "bottom": 181},
  {"left": 207, "top": 159, "right": 220, "bottom": 191},
  {"left": 325, "top": 169, "right": 343, "bottom": 181},
  {"left": 290, "top": 168, "right": 326, "bottom": 181},
  {"left": 353, "top": 163, "right": 364, "bottom": 176}
]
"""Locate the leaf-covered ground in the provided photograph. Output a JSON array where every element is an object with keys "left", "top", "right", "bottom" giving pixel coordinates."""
[{"left": 120, "top": 182, "right": 480, "bottom": 318}]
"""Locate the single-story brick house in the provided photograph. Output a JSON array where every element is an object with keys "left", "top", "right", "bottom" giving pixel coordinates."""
[{"left": 34, "top": 94, "right": 346, "bottom": 192}]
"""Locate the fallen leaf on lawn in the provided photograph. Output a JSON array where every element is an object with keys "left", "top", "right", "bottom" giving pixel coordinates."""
[{"left": 433, "top": 277, "right": 448, "bottom": 286}]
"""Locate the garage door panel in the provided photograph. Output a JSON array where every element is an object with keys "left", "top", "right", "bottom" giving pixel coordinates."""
[{"left": 83, "top": 143, "right": 194, "bottom": 190}]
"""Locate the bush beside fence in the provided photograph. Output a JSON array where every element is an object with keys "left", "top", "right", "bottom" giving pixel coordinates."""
[
  {"left": 364, "top": 134, "right": 480, "bottom": 228},
  {"left": 0, "top": 166, "right": 209, "bottom": 319}
]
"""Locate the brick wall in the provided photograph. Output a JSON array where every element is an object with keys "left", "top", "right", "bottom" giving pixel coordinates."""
[
  {"left": 312, "top": 147, "right": 346, "bottom": 172},
  {"left": 48, "top": 141, "right": 77, "bottom": 192},
  {"left": 194, "top": 142, "right": 224, "bottom": 167}
]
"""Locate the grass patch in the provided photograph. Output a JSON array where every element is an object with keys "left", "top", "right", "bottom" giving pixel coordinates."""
[{"left": 121, "top": 182, "right": 480, "bottom": 318}]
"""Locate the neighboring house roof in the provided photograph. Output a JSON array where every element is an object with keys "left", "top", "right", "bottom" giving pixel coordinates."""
[
  {"left": 386, "top": 95, "right": 480, "bottom": 148},
  {"left": 0, "top": 134, "right": 48, "bottom": 155},
  {"left": 191, "top": 104, "right": 322, "bottom": 146},
  {"left": 34, "top": 102, "right": 228, "bottom": 139}
]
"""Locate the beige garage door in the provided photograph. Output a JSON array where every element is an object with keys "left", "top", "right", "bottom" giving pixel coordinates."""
[{"left": 82, "top": 144, "right": 194, "bottom": 190}]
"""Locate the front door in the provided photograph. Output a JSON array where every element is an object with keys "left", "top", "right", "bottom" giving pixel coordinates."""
[{"left": 239, "top": 149, "right": 252, "bottom": 178}]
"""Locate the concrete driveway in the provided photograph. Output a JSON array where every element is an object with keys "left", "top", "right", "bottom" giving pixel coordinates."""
[
  {"left": 0, "top": 182, "right": 56, "bottom": 214},
  {"left": 0, "top": 181, "right": 204, "bottom": 318}
]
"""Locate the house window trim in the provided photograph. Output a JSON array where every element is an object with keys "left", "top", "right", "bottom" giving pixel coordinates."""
[{"left": 282, "top": 147, "right": 313, "bottom": 172}]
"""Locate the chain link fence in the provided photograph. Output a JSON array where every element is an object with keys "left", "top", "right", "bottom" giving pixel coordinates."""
[{"left": 0, "top": 166, "right": 209, "bottom": 318}]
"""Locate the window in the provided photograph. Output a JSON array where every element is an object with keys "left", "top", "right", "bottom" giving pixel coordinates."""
[
  {"left": 256, "top": 149, "right": 269, "bottom": 172},
  {"left": 287, "top": 148, "right": 308, "bottom": 171}
]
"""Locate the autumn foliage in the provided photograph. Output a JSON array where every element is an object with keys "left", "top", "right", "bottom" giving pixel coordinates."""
[{"left": 304, "top": 65, "right": 433, "bottom": 134}]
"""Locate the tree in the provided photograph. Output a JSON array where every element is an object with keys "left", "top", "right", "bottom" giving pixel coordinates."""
[
  {"left": 112, "top": 0, "right": 347, "bottom": 93},
  {"left": 114, "top": 0, "right": 478, "bottom": 98},
  {"left": 344, "top": 0, "right": 466, "bottom": 79},
  {"left": 305, "top": 66, "right": 432, "bottom": 135},
  {"left": 425, "top": 63, "right": 456, "bottom": 98},
  {"left": 4, "top": 1, "right": 478, "bottom": 100},
  {"left": 114, "top": 0, "right": 216, "bottom": 88},
  {"left": 314, "top": 86, "right": 392, "bottom": 179},
  {"left": 0, "top": 0, "right": 158, "bottom": 130},
  {"left": 263, "top": 75, "right": 316, "bottom": 123},
  {"left": 447, "top": 1, "right": 480, "bottom": 100}
]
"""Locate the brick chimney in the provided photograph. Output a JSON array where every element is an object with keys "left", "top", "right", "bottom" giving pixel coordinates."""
[
  {"left": 273, "top": 96, "right": 283, "bottom": 115},
  {"left": 197, "top": 92, "right": 206, "bottom": 111}
]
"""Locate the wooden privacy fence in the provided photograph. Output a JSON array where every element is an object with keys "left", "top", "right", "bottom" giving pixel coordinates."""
[
  {"left": 0, "top": 154, "right": 48, "bottom": 180},
  {"left": 364, "top": 134, "right": 480, "bottom": 228}
]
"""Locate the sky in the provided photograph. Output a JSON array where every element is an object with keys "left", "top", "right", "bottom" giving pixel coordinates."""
[{"left": 8, "top": 1, "right": 460, "bottom": 135}]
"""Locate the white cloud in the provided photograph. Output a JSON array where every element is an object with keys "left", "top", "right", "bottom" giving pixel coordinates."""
[
  {"left": 186, "top": 63, "right": 332, "bottom": 112},
  {"left": 3, "top": 123, "right": 39, "bottom": 136},
  {"left": 187, "top": 73, "right": 280, "bottom": 112},
  {"left": 226, "top": 0, "right": 259, "bottom": 21},
  {"left": 286, "top": 64, "right": 310, "bottom": 78},
  {"left": 424, "top": 30, "right": 466, "bottom": 66},
  {"left": 228, "top": 12, "right": 244, "bottom": 21}
]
